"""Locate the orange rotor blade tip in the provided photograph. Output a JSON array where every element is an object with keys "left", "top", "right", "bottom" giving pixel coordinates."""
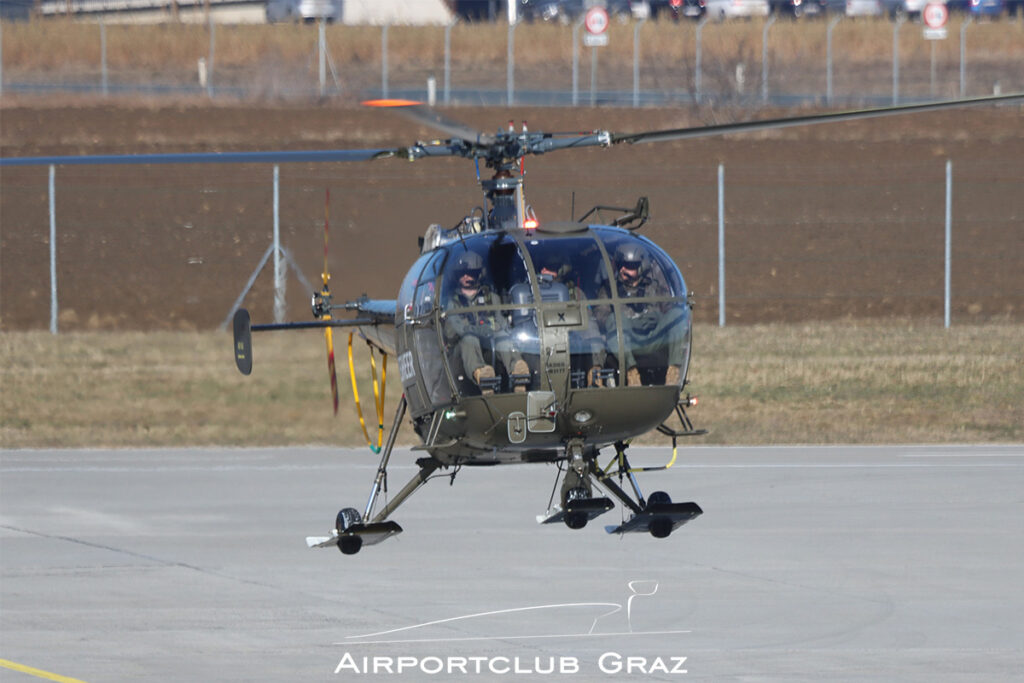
[{"left": 362, "top": 99, "right": 423, "bottom": 108}]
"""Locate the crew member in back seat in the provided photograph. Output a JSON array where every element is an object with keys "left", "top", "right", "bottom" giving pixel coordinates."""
[
  {"left": 442, "top": 250, "right": 530, "bottom": 395},
  {"left": 534, "top": 252, "right": 606, "bottom": 387}
]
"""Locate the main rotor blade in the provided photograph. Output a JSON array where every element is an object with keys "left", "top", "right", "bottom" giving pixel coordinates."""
[
  {"left": 611, "top": 93, "right": 1024, "bottom": 146},
  {"left": 364, "top": 99, "right": 494, "bottom": 146},
  {"left": 0, "top": 148, "right": 399, "bottom": 167}
]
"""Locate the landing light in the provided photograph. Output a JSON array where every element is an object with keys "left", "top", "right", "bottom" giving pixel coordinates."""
[{"left": 573, "top": 410, "right": 594, "bottom": 424}]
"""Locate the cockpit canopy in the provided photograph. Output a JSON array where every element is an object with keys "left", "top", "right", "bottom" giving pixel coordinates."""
[{"left": 396, "top": 226, "right": 691, "bottom": 416}]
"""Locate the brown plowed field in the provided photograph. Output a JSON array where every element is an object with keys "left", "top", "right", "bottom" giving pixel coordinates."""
[{"left": 2, "top": 99, "right": 1022, "bottom": 330}]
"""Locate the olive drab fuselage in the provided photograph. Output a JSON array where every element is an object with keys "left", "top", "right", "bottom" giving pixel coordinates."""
[{"left": 393, "top": 224, "right": 693, "bottom": 465}]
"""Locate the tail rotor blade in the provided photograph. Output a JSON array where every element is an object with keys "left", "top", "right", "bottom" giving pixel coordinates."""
[
  {"left": 321, "top": 188, "right": 339, "bottom": 415},
  {"left": 233, "top": 308, "right": 253, "bottom": 375},
  {"left": 325, "top": 326, "right": 340, "bottom": 415}
]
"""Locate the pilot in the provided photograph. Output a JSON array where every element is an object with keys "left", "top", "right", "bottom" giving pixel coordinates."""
[
  {"left": 605, "top": 243, "right": 687, "bottom": 387},
  {"left": 443, "top": 250, "right": 530, "bottom": 395},
  {"left": 535, "top": 252, "right": 606, "bottom": 387}
]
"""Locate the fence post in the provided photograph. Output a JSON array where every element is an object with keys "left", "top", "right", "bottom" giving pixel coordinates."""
[
  {"left": 695, "top": 17, "right": 708, "bottom": 104},
  {"left": 762, "top": 15, "right": 775, "bottom": 104},
  {"left": 892, "top": 16, "right": 904, "bottom": 106},
  {"left": 319, "top": 20, "right": 326, "bottom": 98},
  {"left": 207, "top": 14, "right": 215, "bottom": 99},
  {"left": 945, "top": 160, "right": 952, "bottom": 328},
  {"left": 273, "top": 165, "right": 286, "bottom": 324},
  {"left": 960, "top": 16, "right": 972, "bottom": 97},
  {"left": 444, "top": 20, "right": 454, "bottom": 104},
  {"left": 590, "top": 45, "right": 598, "bottom": 106},
  {"left": 633, "top": 18, "right": 644, "bottom": 108},
  {"left": 827, "top": 15, "right": 841, "bottom": 105},
  {"left": 930, "top": 38, "right": 937, "bottom": 98},
  {"left": 718, "top": 163, "right": 725, "bottom": 328},
  {"left": 49, "top": 165, "right": 58, "bottom": 335},
  {"left": 381, "top": 24, "right": 389, "bottom": 99},
  {"left": 100, "top": 20, "right": 109, "bottom": 97},
  {"left": 507, "top": 21, "right": 516, "bottom": 105},
  {"left": 572, "top": 18, "right": 583, "bottom": 106}
]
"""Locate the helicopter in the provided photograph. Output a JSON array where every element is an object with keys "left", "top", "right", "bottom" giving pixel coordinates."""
[
  {"left": 4, "top": 95, "right": 1017, "bottom": 554},
  {"left": 224, "top": 94, "right": 1024, "bottom": 555}
]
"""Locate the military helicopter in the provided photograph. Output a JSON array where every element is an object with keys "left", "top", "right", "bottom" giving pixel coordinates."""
[
  {"left": 6, "top": 96, "right": 1014, "bottom": 554},
  {"left": 223, "top": 94, "right": 1023, "bottom": 555}
]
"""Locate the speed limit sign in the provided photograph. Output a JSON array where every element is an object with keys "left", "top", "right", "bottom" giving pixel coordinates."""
[
  {"left": 923, "top": 3, "right": 948, "bottom": 40},
  {"left": 584, "top": 6, "right": 609, "bottom": 47}
]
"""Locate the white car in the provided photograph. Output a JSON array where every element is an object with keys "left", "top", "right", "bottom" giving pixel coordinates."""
[
  {"left": 846, "top": 0, "right": 883, "bottom": 14},
  {"left": 704, "top": 0, "right": 771, "bottom": 17}
]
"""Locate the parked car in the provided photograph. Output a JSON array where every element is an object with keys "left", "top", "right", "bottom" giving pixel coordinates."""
[
  {"left": 705, "top": 0, "right": 771, "bottom": 17},
  {"left": 970, "top": 0, "right": 1004, "bottom": 15},
  {"left": 845, "top": 0, "right": 883, "bottom": 15},
  {"left": 0, "top": 0, "right": 33, "bottom": 20},
  {"left": 266, "top": 0, "right": 341, "bottom": 23},
  {"left": 520, "top": 0, "right": 635, "bottom": 23},
  {"left": 680, "top": 0, "right": 708, "bottom": 16},
  {"left": 266, "top": 0, "right": 300, "bottom": 22},
  {"left": 770, "top": 0, "right": 843, "bottom": 17},
  {"left": 879, "top": 0, "right": 930, "bottom": 17},
  {"left": 643, "top": 0, "right": 702, "bottom": 18}
]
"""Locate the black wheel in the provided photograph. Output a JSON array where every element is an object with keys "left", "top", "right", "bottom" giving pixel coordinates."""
[
  {"left": 563, "top": 486, "right": 591, "bottom": 529},
  {"left": 338, "top": 535, "right": 363, "bottom": 555},
  {"left": 647, "top": 491, "right": 672, "bottom": 506},
  {"left": 335, "top": 507, "right": 362, "bottom": 533},
  {"left": 564, "top": 512, "right": 589, "bottom": 530},
  {"left": 649, "top": 517, "right": 673, "bottom": 538}
]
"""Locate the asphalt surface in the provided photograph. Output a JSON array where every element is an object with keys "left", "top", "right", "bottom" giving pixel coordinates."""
[{"left": 2, "top": 445, "right": 1023, "bottom": 681}]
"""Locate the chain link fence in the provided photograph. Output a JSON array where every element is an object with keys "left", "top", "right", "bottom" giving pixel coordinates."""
[
  {"left": 2, "top": 152, "right": 1021, "bottom": 331},
  {"left": 2, "top": 17, "right": 1022, "bottom": 104}
]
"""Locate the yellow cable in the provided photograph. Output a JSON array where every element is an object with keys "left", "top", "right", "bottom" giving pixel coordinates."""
[
  {"left": 347, "top": 333, "right": 378, "bottom": 453},
  {"left": 600, "top": 439, "right": 677, "bottom": 476},
  {"left": 367, "top": 340, "right": 386, "bottom": 451},
  {"left": 348, "top": 334, "right": 389, "bottom": 453},
  {"left": 627, "top": 440, "right": 677, "bottom": 472}
]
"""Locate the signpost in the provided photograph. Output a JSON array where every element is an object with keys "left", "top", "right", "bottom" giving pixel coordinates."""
[
  {"left": 923, "top": 2, "right": 948, "bottom": 40},
  {"left": 923, "top": 2, "right": 948, "bottom": 96},
  {"left": 584, "top": 5, "right": 609, "bottom": 47}
]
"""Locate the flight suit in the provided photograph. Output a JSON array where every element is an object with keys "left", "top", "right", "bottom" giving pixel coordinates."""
[
  {"left": 603, "top": 270, "right": 687, "bottom": 385},
  {"left": 443, "top": 286, "right": 523, "bottom": 388}
]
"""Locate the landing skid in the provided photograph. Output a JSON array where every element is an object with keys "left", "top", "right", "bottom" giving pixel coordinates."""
[
  {"left": 605, "top": 500, "right": 702, "bottom": 538},
  {"left": 308, "top": 395, "right": 442, "bottom": 555},
  {"left": 537, "top": 497, "right": 614, "bottom": 527},
  {"left": 307, "top": 521, "right": 403, "bottom": 555}
]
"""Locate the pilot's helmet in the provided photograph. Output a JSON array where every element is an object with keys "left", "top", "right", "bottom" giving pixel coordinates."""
[
  {"left": 613, "top": 242, "right": 648, "bottom": 276},
  {"left": 453, "top": 250, "right": 485, "bottom": 281},
  {"left": 536, "top": 249, "right": 564, "bottom": 276}
]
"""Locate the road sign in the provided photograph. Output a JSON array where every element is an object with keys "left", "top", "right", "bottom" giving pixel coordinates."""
[
  {"left": 923, "top": 2, "right": 948, "bottom": 40},
  {"left": 584, "top": 6, "right": 609, "bottom": 47}
]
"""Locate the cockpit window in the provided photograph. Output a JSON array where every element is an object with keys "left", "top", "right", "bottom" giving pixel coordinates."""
[
  {"left": 413, "top": 250, "right": 445, "bottom": 317},
  {"left": 440, "top": 235, "right": 527, "bottom": 310},
  {"left": 440, "top": 235, "right": 531, "bottom": 396},
  {"left": 596, "top": 230, "right": 685, "bottom": 298},
  {"left": 523, "top": 236, "right": 611, "bottom": 300},
  {"left": 433, "top": 230, "right": 691, "bottom": 396}
]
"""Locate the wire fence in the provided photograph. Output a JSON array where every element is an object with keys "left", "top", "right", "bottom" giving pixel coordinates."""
[
  {"left": 2, "top": 17, "right": 1022, "bottom": 105},
  {"left": 2, "top": 153, "right": 1021, "bottom": 332}
]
